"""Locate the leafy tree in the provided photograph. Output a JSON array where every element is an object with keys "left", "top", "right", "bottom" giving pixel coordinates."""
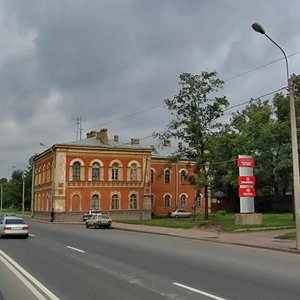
[
  {"left": 0, "top": 177, "right": 8, "bottom": 210},
  {"left": 5, "top": 168, "right": 32, "bottom": 211},
  {"left": 155, "top": 71, "right": 229, "bottom": 219},
  {"left": 207, "top": 125, "right": 240, "bottom": 209},
  {"left": 210, "top": 86, "right": 296, "bottom": 208}
]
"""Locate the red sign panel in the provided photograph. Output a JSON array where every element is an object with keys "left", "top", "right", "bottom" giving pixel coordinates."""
[
  {"left": 238, "top": 157, "right": 255, "bottom": 168},
  {"left": 238, "top": 176, "right": 255, "bottom": 185},
  {"left": 239, "top": 187, "right": 256, "bottom": 197}
]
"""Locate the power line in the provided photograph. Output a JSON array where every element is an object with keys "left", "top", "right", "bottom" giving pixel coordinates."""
[
  {"left": 85, "top": 50, "right": 300, "bottom": 136},
  {"left": 139, "top": 85, "right": 288, "bottom": 141},
  {"left": 223, "top": 86, "right": 287, "bottom": 112},
  {"left": 86, "top": 102, "right": 165, "bottom": 130},
  {"left": 224, "top": 51, "right": 300, "bottom": 82}
]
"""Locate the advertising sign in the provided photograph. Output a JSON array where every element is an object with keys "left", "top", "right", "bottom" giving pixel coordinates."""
[
  {"left": 239, "top": 187, "right": 256, "bottom": 197},
  {"left": 238, "top": 176, "right": 255, "bottom": 185},
  {"left": 237, "top": 157, "right": 255, "bottom": 168}
]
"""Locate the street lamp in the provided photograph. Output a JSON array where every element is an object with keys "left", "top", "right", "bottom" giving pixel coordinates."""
[{"left": 252, "top": 22, "right": 300, "bottom": 250}]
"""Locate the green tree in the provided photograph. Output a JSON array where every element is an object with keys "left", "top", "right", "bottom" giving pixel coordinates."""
[
  {"left": 0, "top": 177, "right": 8, "bottom": 211},
  {"left": 6, "top": 168, "right": 32, "bottom": 211},
  {"left": 211, "top": 93, "right": 294, "bottom": 207},
  {"left": 155, "top": 71, "right": 229, "bottom": 219}
]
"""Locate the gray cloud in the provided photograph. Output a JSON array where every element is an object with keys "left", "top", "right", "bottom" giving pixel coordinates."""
[{"left": 0, "top": 0, "right": 300, "bottom": 177}]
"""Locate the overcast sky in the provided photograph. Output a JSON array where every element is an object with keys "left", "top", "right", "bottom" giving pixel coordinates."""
[{"left": 1, "top": 0, "right": 300, "bottom": 179}]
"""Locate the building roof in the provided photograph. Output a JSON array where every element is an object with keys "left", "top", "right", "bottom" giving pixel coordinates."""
[
  {"left": 62, "top": 136, "right": 149, "bottom": 150},
  {"left": 57, "top": 129, "right": 181, "bottom": 159}
]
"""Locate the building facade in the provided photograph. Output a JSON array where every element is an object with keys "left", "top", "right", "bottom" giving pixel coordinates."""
[{"left": 33, "top": 129, "right": 205, "bottom": 221}]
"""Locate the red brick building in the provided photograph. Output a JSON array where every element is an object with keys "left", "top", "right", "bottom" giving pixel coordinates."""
[{"left": 33, "top": 129, "right": 205, "bottom": 221}]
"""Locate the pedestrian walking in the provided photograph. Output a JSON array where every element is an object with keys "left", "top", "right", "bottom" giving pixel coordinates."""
[{"left": 50, "top": 208, "right": 55, "bottom": 222}]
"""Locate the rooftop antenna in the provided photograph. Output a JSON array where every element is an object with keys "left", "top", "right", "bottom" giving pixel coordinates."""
[{"left": 76, "top": 117, "right": 83, "bottom": 140}]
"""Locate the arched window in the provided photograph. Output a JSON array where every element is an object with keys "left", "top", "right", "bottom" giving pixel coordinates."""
[
  {"left": 130, "top": 163, "right": 138, "bottom": 181},
  {"left": 91, "top": 194, "right": 99, "bottom": 210},
  {"left": 164, "top": 194, "right": 171, "bottom": 207},
  {"left": 180, "top": 170, "right": 187, "bottom": 183},
  {"left": 151, "top": 169, "right": 155, "bottom": 183},
  {"left": 112, "top": 163, "right": 119, "bottom": 181},
  {"left": 92, "top": 162, "right": 100, "bottom": 181},
  {"left": 180, "top": 194, "right": 187, "bottom": 207},
  {"left": 130, "top": 194, "right": 137, "bottom": 209},
  {"left": 164, "top": 169, "right": 171, "bottom": 184},
  {"left": 72, "top": 162, "right": 81, "bottom": 181},
  {"left": 197, "top": 194, "right": 203, "bottom": 207},
  {"left": 112, "top": 194, "right": 119, "bottom": 209}
]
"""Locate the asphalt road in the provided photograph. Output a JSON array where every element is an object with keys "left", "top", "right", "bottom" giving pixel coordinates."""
[{"left": 1, "top": 220, "right": 300, "bottom": 300}]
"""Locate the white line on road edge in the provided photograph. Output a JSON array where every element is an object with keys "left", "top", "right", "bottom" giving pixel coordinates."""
[
  {"left": 173, "top": 282, "right": 229, "bottom": 300},
  {"left": 0, "top": 250, "right": 60, "bottom": 300},
  {"left": 66, "top": 246, "right": 85, "bottom": 253}
]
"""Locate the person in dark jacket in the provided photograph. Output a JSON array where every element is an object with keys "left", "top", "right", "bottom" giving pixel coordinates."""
[{"left": 50, "top": 208, "right": 55, "bottom": 222}]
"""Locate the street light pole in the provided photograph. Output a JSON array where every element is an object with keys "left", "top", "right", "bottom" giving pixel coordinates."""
[{"left": 252, "top": 22, "right": 300, "bottom": 250}]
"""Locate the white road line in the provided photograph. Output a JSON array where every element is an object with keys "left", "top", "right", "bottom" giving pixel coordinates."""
[
  {"left": 173, "top": 282, "right": 229, "bottom": 300},
  {"left": 0, "top": 250, "right": 60, "bottom": 300},
  {"left": 29, "top": 233, "right": 35, "bottom": 237},
  {"left": 66, "top": 246, "right": 85, "bottom": 253}
]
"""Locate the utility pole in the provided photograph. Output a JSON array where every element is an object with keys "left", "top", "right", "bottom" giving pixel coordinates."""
[
  {"left": 76, "top": 117, "right": 83, "bottom": 140},
  {"left": 252, "top": 22, "right": 300, "bottom": 249}
]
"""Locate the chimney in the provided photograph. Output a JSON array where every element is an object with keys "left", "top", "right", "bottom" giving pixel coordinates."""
[
  {"left": 114, "top": 135, "right": 119, "bottom": 142},
  {"left": 163, "top": 140, "right": 171, "bottom": 147},
  {"left": 131, "top": 138, "right": 140, "bottom": 145},
  {"left": 96, "top": 128, "right": 108, "bottom": 145},
  {"left": 87, "top": 131, "right": 97, "bottom": 138}
]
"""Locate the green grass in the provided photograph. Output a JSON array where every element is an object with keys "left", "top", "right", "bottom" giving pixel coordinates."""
[{"left": 119, "top": 213, "right": 296, "bottom": 232}]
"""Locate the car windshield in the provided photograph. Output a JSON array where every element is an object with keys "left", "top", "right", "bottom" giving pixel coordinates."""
[
  {"left": 101, "top": 215, "right": 110, "bottom": 219},
  {"left": 5, "top": 219, "right": 25, "bottom": 225}
]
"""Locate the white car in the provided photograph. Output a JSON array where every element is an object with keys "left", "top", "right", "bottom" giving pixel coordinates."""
[
  {"left": 86, "top": 213, "right": 112, "bottom": 229},
  {"left": 0, "top": 216, "right": 29, "bottom": 238},
  {"left": 170, "top": 209, "right": 193, "bottom": 218}
]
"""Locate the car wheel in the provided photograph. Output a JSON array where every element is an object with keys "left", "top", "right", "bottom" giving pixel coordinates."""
[
  {"left": 23, "top": 234, "right": 29, "bottom": 239},
  {"left": 175, "top": 215, "right": 179, "bottom": 218},
  {"left": 107, "top": 225, "right": 111, "bottom": 229},
  {"left": 86, "top": 223, "right": 90, "bottom": 228}
]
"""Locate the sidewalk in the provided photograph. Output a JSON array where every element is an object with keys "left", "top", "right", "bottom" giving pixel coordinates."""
[{"left": 112, "top": 222, "right": 300, "bottom": 254}]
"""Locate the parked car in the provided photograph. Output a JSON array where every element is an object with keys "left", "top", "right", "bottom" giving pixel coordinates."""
[
  {"left": 0, "top": 216, "right": 29, "bottom": 238},
  {"left": 170, "top": 209, "right": 193, "bottom": 218},
  {"left": 82, "top": 210, "right": 101, "bottom": 222},
  {"left": 85, "top": 213, "right": 112, "bottom": 229}
]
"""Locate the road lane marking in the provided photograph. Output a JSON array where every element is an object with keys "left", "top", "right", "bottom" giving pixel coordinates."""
[
  {"left": 66, "top": 246, "right": 85, "bottom": 253},
  {"left": 29, "top": 233, "right": 35, "bottom": 237},
  {"left": 0, "top": 250, "right": 60, "bottom": 300},
  {"left": 173, "top": 282, "right": 228, "bottom": 300}
]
